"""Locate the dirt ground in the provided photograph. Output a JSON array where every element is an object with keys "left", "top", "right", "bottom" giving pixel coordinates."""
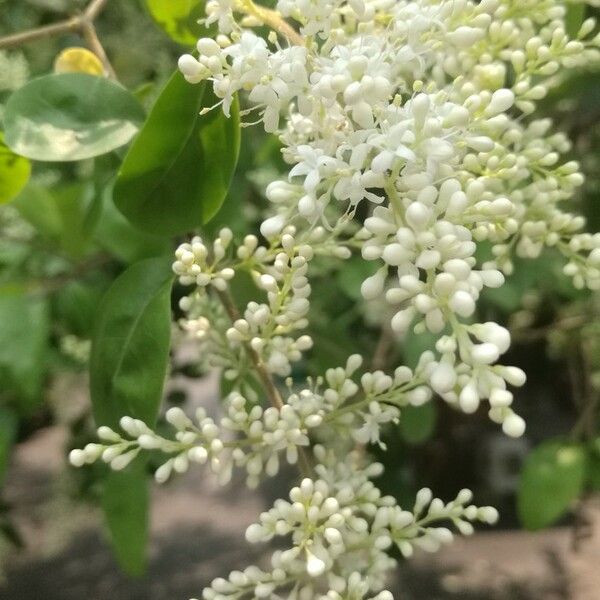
[{"left": 1, "top": 376, "right": 599, "bottom": 600}]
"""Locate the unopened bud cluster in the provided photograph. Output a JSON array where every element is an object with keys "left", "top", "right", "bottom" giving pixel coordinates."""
[{"left": 203, "top": 446, "right": 498, "bottom": 599}]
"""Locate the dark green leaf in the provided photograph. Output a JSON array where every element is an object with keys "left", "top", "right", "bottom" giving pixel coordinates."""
[
  {"left": 114, "top": 71, "right": 240, "bottom": 236},
  {"left": 0, "top": 407, "right": 18, "bottom": 487},
  {"left": 145, "top": 0, "right": 208, "bottom": 45},
  {"left": 399, "top": 403, "right": 437, "bottom": 445},
  {"left": 102, "top": 462, "right": 149, "bottom": 576},
  {"left": 54, "top": 281, "right": 106, "bottom": 337},
  {"left": 4, "top": 73, "right": 145, "bottom": 162},
  {"left": 90, "top": 256, "right": 174, "bottom": 429},
  {"left": 586, "top": 438, "right": 600, "bottom": 491},
  {"left": 0, "top": 132, "right": 30, "bottom": 204},
  {"left": 518, "top": 440, "right": 587, "bottom": 530},
  {"left": 92, "top": 258, "right": 173, "bottom": 576},
  {"left": 587, "top": 453, "right": 600, "bottom": 491},
  {"left": 0, "top": 291, "right": 50, "bottom": 412}
]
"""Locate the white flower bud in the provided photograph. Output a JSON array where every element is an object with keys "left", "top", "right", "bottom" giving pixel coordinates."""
[
  {"left": 502, "top": 413, "right": 526, "bottom": 438},
  {"left": 361, "top": 270, "right": 386, "bottom": 300},
  {"left": 306, "top": 551, "right": 326, "bottom": 577},
  {"left": 405, "top": 202, "right": 431, "bottom": 230},
  {"left": 260, "top": 215, "right": 286, "bottom": 239},
  {"left": 69, "top": 449, "right": 86, "bottom": 467},
  {"left": 501, "top": 366, "right": 527, "bottom": 387},
  {"left": 449, "top": 290, "right": 475, "bottom": 317},
  {"left": 459, "top": 383, "right": 480, "bottom": 413},
  {"left": 485, "top": 89, "right": 515, "bottom": 116},
  {"left": 197, "top": 37, "right": 221, "bottom": 56},
  {"left": 430, "top": 362, "right": 457, "bottom": 394},
  {"left": 178, "top": 54, "right": 204, "bottom": 81},
  {"left": 471, "top": 343, "right": 500, "bottom": 365}
]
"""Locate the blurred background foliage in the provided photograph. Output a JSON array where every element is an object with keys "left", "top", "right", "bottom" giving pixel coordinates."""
[{"left": 0, "top": 0, "right": 600, "bottom": 581}]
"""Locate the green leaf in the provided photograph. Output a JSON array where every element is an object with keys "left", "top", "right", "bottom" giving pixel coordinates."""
[
  {"left": 3, "top": 73, "right": 145, "bottom": 162},
  {"left": 114, "top": 71, "right": 240, "bottom": 236},
  {"left": 399, "top": 403, "right": 437, "bottom": 445},
  {"left": 101, "top": 462, "right": 149, "bottom": 576},
  {"left": 0, "top": 132, "right": 30, "bottom": 204},
  {"left": 401, "top": 326, "right": 439, "bottom": 370},
  {"left": 0, "top": 291, "right": 50, "bottom": 412},
  {"left": 90, "top": 256, "right": 174, "bottom": 429},
  {"left": 52, "top": 183, "right": 97, "bottom": 258},
  {"left": 0, "top": 407, "right": 18, "bottom": 487},
  {"left": 13, "top": 182, "right": 101, "bottom": 258},
  {"left": 94, "top": 187, "right": 172, "bottom": 263},
  {"left": 586, "top": 438, "right": 600, "bottom": 491},
  {"left": 91, "top": 258, "right": 173, "bottom": 576},
  {"left": 587, "top": 453, "right": 600, "bottom": 491},
  {"left": 54, "top": 281, "right": 106, "bottom": 337},
  {"left": 517, "top": 440, "right": 587, "bottom": 530},
  {"left": 336, "top": 257, "right": 378, "bottom": 301},
  {"left": 566, "top": 3, "right": 586, "bottom": 38},
  {"left": 12, "top": 185, "right": 63, "bottom": 240},
  {"left": 145, "top": 0, "right": 208, "bottom": 45}
]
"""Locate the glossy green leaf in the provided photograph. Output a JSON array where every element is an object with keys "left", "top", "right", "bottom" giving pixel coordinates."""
[
  {"left": 114, "top": 71, "right": 240, "bottom": 236},
  {"left": 145, "top": 0, "right": 207, "bottom": 45},
  {"left": 95, "top": 187, "right": 171, "bottom": 263},
  {"left": 0, "top": 291, "right": 50, "bottom": 412},
  {"left": 399, "top": 403, "right": 437, "bottom": 445},
  {"left": 518, "top": 440, "right": 587, "bottom": 530},
  {"left": 0, "top": 407, "right": 18, "bottom": 487},
  {"left": 3, "top": 73, "right": 145, "bottom": 161},
  {"left": 0, "top": 132, "right": 31, "bottom": 204},
  {"left": 90, "top": 256, "right": 174, "bottom": 429},
  {"left": 102, "top": 462, "right": 149, "bottom": 576}
]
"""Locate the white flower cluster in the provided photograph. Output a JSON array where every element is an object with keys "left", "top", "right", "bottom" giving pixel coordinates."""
[
  {"left": 71, "top": 356, "right": 430, "bottom": 484},
  {"left": 174, "top": 226, "right": 351, "bottom": 379},
  {"left": 73, "top": 0, "right": 600, "bottom": 598},
  {"left": 173, "top": 229, "right": 236, "bottom": 290},
  {"left": 226, "top": 242, "right": 314, "bottom": 376},
  {"left": 177, "top": 0, "right": 600, "bottom": 435},
  {"left": 202, "top": 446, "right": 497, "bottom": 599}
]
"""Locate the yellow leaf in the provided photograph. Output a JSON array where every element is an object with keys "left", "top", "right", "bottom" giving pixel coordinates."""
[
  {"left": 54, "top": 47, "right": 105, "bottom": 76},
  {"left": 0, "top": 132, "right": 31, "bottom": 205}
]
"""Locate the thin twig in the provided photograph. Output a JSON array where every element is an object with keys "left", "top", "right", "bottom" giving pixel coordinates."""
[
  {"left": 0, "top": 0, "right": 115, "bottom": 78},
  {"left": 80, "top": 20, "right": 116, "bottom": 79},
  {"left": 84, "top": 0, "right": 111, "bottom": 21},
  {"left": 0, "top": 18, "right": 81, "bottom": 49},
  {"left": 511, "top": 313, "right": 591, "bottom": 343},
  {"left": 215, "top": 287, "right": 313, "bottom": 475},
  {"left": 371, "top": 322, "right": 394, "bottom": 371},
  {"left": 216, "top": 288, "right": 285, "bottom": 411},
  {"left": 237, "top": 0, "right": 304, "bottom": 46}
]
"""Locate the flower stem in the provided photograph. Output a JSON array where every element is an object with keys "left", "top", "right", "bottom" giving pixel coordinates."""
[{"left": 215, "top": 287, "right": 314, "bottom": 475}]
